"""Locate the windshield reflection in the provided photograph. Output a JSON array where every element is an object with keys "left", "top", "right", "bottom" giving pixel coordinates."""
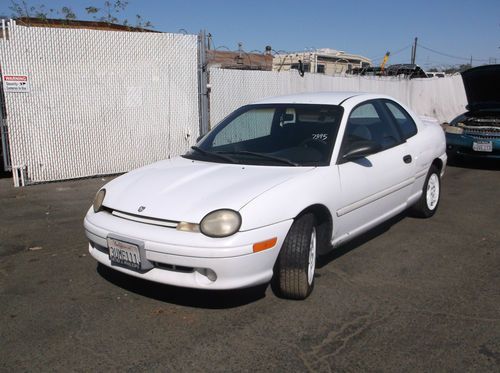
[{"left": 184, "top": 104, "right": 343, "bottom": 166}]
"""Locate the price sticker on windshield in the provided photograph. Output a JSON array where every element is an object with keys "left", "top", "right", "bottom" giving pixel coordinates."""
[{"left": 312, "top": 134, "right": 328, "bottom": 141}]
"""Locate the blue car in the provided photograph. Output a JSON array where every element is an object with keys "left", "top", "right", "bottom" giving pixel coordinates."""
[{"left": 444, "top": 65, "right": 500, "bottom": 161}]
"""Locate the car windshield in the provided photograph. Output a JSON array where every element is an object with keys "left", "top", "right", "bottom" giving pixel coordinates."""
[{"left": 183, "top": 104, "right": 343, "bottom": 166}]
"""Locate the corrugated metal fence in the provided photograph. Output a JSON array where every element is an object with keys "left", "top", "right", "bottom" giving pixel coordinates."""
[
  {"left": 208, "top": 68, "right": 468, "bottom": 127},
  {"left": 0, "top": 21, "right": 199, "bottom": 185}
]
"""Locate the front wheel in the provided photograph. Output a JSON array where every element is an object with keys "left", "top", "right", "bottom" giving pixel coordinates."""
[
  {"left": 410, "top": 165, "right": 441, "bottom": 218},
  {"left": 272, "top": 214, "right": 317, "bottom": 300}
]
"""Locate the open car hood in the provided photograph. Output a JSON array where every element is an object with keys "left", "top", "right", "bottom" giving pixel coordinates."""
[{"left": 461, "top": 65, "right": 500, "bottom": 111}]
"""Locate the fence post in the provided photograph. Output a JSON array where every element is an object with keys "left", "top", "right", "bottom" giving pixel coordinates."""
[
  {"left": 0, "top": 23, "right": 12, "bottom": 173},
  {"left": 0, "top": 102, "right": 11, "bottom": 172},
  {"left": 197, "top": 30, "right": 210, "bottom": 137}
]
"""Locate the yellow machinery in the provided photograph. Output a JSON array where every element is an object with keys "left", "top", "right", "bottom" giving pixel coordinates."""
[{"left": 380, "top": 51, "right": 390, "bottom": 72}]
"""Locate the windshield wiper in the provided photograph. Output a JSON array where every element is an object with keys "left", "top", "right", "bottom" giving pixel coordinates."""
[
  {"left": 190, "top": 146, "right": 237, "bottom": 163},
  {"left": 219, "top": 150, "right": 298, "bottom": 166}
]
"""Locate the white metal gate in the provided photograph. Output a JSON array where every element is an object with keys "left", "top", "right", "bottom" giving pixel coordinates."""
[{"left": 0, "top": 21, "right": 199, "bottom": 186}]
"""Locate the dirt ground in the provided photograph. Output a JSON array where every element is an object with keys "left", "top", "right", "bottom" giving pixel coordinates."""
[{"left": 0, "top": 160, "right": 499, "bottom": 372}]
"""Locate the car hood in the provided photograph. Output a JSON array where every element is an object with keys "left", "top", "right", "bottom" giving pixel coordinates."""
[
  {"left": 461, "top": 65, "right": 500, "bottom": 111},
  {"left": 102, "top": 157, "right": 315, "bottom": 223}
]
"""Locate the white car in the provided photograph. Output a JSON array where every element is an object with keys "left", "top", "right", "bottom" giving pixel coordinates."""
[{"left": 84, "top": 92, "right": 446, "bottom": 299}]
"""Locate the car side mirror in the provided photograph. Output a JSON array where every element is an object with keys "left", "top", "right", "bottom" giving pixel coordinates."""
[{"left": 341, "top": 140, "right": 381, "bottom": 162}]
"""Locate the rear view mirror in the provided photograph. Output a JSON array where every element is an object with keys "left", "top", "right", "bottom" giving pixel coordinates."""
[{"left": 281, "top": 108, "right": 296, "bottom": 126}]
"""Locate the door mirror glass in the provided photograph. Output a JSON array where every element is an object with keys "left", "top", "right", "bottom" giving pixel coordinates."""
[{"left": 342, "top": 140, "right": 381, "bottom": 162}]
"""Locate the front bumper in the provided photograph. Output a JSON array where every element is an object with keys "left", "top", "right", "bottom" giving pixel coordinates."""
[
  {"left": 446, "top": 133, "right": 500, "bottom": 159},
  {"left": 84, "top": 210, "right": 293, "bottom": 290}
]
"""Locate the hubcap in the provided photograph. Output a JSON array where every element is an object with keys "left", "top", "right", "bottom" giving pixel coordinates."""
[
  {"left": 307, "top": 227, "right": 317, "bottom": 285},
  {"left": 426, "top": 173, "right": 440, "bottom": 210}
]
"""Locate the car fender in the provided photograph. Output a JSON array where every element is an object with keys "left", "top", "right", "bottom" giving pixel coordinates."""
[
  {"left": 413, "top": 116, "right": 447, "bottom": 169},
  {"left": 238, "top": 167, "right": 340, "bottom": 232}
]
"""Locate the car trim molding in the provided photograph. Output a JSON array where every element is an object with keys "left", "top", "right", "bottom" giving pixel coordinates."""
[
  {"left": 415, "top": 168, "right": 427, "bottom": 179},
  {"left": 336, "top": 177, "right": 415, "bottom": 217},
  {"left": 112, "top": 210, "right": 178, "bottom": 228}
]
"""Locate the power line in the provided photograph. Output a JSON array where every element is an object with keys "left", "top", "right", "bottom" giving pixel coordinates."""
[
  {"left": 370, "top": 44, "right": 412, "bottom": 62},
  {"left": 392, "top": 44, "right": 412, "bottom": 57},
  {"left": 418, "top": 43, "right": 490, "bottom": 62}
]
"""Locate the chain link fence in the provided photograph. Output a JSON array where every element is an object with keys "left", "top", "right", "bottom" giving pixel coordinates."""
[
  {"left": 0, "top": 21, "right": 199, "bottom": 186},
  {"left": 0, "top": 21, "right": 470, "bottom": 187}
]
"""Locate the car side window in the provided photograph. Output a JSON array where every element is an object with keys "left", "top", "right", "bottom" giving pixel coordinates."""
[
  {"left": 384, "top": 101, "right": 418, "bottom": 139},
  {"left": 341, "top": 101, "right": 402, "bottom": 158}
]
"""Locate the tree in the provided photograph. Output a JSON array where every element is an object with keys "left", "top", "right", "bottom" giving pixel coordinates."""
[
  {"left": 443, "top": 64, "right": 471, "bottom": 74},
  {"left": 9, "top": 1, "right": 73, "bottom": 20},
  {"left": 9, "top": 0, "right": 153, "bottom": 28},
  {"left": 60, "top": 6, "right": 76, "bottom": 20},
  {"left": 85, "top": 0, "right": 154, "bottom": 28}
]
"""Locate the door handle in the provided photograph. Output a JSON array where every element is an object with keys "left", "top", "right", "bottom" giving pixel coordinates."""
[{"left": 403, "top": 154, "right": 412, "bottom": 164}]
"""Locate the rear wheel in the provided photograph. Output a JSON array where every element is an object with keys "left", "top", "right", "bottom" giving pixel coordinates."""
[
  {"left": 411, "top": 165, "right": 441, "bottom": 218},
  {"left": 272, "top": 214, "right": 316, "bottom": 300}
]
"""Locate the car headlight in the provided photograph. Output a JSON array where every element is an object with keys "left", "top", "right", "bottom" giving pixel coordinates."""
[
  {"left": 444, "top": 124, "right": 464, "bottom": 135},
  {"left": 200, "top": 209, "right": 241, "bottom": 237},
  {"left": 93, "top": 189, "right": 106, "bottom": 213}
]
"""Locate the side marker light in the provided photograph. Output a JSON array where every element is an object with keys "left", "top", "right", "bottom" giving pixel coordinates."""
[{"left": 253, "top": 237, "right": 277, "bottom": 253}]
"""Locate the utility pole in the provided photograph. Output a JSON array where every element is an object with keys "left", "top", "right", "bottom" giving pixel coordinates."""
[
  {"left": 207, "top": 33, "right": 212, "bottom": 50},
  {"left": 198, "top": 30, "right": 209, "bottom": 136},
  {"left": 411, "top": 37, "right": 418, "bottom": 65}
]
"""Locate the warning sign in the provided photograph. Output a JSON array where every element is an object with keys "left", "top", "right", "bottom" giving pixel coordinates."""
[{"left": 3, "top": 75, "right": 30, "bottom": 93}]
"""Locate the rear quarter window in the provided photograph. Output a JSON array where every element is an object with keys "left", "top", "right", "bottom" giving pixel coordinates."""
[{"left": 384, "top": 101, "right": 418, "bottom": 140}]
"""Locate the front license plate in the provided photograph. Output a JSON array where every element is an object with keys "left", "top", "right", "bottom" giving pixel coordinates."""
[
  {"left": 107, "top": 238, "right": 141, "bottom": 270},
  {"left": 472, "top": 141, "right": 493, "bottom": 152}
]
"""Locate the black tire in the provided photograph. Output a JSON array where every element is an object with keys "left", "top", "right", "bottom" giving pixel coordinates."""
[
  {"left": 272, "top": 214, "right": 317, "bottom": 300},
  {"left": 410, "top": 165, "right": 441, "bottom": 218}
]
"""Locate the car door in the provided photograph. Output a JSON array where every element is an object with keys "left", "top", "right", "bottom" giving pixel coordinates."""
[
  {"left": 333, "top": 100, "right": 415, "bottom": 245},
  {"left": 381, "top": 99, "right": 421, "bottom": 200}
]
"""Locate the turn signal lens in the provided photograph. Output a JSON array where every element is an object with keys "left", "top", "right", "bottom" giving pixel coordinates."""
[
  {"left": 253, "top": 237, "right": 277, "bottom": 253},
  {"left": 93, "top": 189, "right": 106, "bottom": 213},
  {"left": 177, "top": 221, "right": 200, "bottom": 232},
  {"left": 444, "top": 124, "right": 464, "bottom": 135}
]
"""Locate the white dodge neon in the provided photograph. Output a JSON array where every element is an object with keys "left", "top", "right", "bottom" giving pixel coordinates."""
[{"left": 84, "top": 92, "right": 446, "bottom": 299}]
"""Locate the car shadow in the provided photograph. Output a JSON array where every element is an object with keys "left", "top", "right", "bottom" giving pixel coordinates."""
[
  {"left": 317, "top": 211, "right": 407, "bottom": 269},
  {"left": 448, "top": 157, "right": 500, "bottom": 171},
  {"left": 97, "top": 210, "right": 417, "bottom": 307},
  {"left": 0, "top": 170, "right": 11, "bottom": 179},
  {"left": 96, "top": 263, "right": 268, "bottom": 309}
]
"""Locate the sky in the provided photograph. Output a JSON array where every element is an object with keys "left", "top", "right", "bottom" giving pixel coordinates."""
[{"left": 1, "top": 0, "right": 499, "bottom": 69}]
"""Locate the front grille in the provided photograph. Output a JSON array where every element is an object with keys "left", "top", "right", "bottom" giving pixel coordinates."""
[
  {"left": 464, "top": 130, "right": 500, "bottom": 140},
  {"left": 91, "top": 242, "right": 109, "bottom": 254},
  {"left": 103, "top": 207, "right": 179, "bottom": 229},
  {"left": 154, "top": 262, "right": 194, "bottom": 273},
  {"left": 460, "top": 117, "right": 500, "bottom": 140}
]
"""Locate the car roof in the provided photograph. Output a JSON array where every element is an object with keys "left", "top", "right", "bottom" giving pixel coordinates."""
[{"left": 253, "top": 91, "right": 372, "bottom": 106}]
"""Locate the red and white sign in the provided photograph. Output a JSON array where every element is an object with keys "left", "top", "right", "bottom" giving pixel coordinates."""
[{"left": 3, "top": 74, "right": 30, "bottom": 93}]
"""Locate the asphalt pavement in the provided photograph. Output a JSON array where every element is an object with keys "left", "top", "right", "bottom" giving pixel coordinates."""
[{"left": 0, "top": 160, "right": 499, "bottom": 372}]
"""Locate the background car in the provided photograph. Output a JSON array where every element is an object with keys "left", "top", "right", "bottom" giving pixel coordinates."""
[
  {"left": 444, "top": 65, "right": 500, "bottom": 162},
  {"left": 85, "top": 92, "right": 447, "bottom": 300}
]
